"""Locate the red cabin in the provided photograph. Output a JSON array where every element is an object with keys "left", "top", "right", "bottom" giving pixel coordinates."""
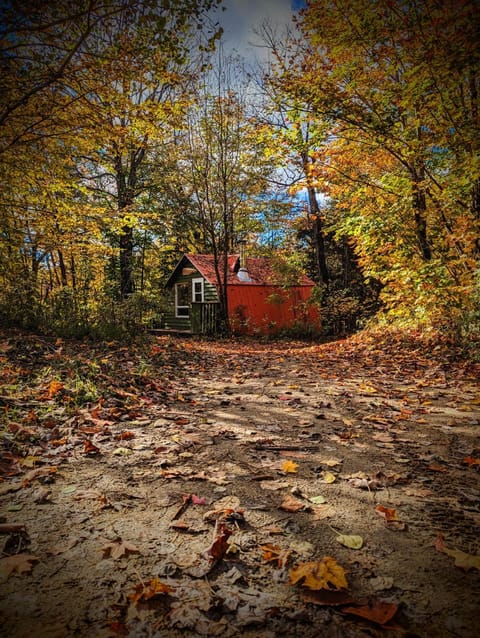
[{"left": 164, "top": 252, "right": 320, "bottom": 335}]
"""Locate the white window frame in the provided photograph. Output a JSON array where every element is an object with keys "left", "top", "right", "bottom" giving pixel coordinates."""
[
  {"left": 192, "top": 277, "right": 204, "bottom": 303},
  {"left": 175, "top": 282, "right": 190, "bottom": 317}
]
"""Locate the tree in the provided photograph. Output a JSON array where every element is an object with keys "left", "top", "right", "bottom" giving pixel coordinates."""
[
  {"left": 0, "top": 0, "right": 222, "bottom": 332},
  {"left": 181, "top": 53, "right": 279, "bottom": 332},
  {"left": 274, "top": 0, "right": 480, "bottom": 331}
]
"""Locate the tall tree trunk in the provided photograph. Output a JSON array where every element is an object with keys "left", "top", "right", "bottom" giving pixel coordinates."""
[
  {"left": 411, "top": 166, "right": 432, "bottom": 260},
  {"left": 302, "top": 152, "right": 329, "bottom": 285},
  {"left": 119, "top": 223, "right": 134, "bottom": 298},
  {"left": 57, "top": 249, "right": 68, "bottom": 287},
  {"left": 70, "top": 254, "right": 76, "bottom": 291}
]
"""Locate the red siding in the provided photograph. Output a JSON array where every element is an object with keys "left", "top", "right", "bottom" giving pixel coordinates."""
[{"left": 228, "top": 285, "right": 320, "bottom": 335}]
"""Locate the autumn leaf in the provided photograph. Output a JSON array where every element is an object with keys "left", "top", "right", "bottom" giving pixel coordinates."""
[
  {"left": 129, "top": 577, "right": 175, "bottom": 604},
  {"left": 336, "top": 534, "right": 364, "bottom": 550},
  {"left": 260, "top": 543, "right": 291, "bottom": 568},
  {"left": 375, "top": 504, "right": 406, "bottom": 530},
  {"left": 48, "top": 380, "right": 65, "bottom": 398},
  {"left": 280, "top": 494, "right": 305, "bottom": 512},
  {"left": 115, "top": 431, "right": 135, "bottom": 441},
  {"left": 83, "top": 439, "right": 101, "bottom": 455},
  {"left": 206, "top": 522, "right": 233, "bottom": 562},
  {"left": 434, "top": 533, "right": 480, "bottom": 571},
  {"left": 282, "top": 460, "right": 298, "bottom": 474},
  {"left": 0, "top": 554, "right": 39, "bottom": 579},
  {"left": 101, "top": 538, "right": 141, "bottom": 560},
  {"left": 21, "top": 465, "right": 57, "bottom": 487},
  {"left": 301, "top": 590, "right": 355, "bottom": 606},
  {"left": 375, "top": 505, "right": 398, "bottom": 521},
  {"left": 321, "top": 471, "right": 336, "bottom": 483},
  {"left": 463, "top": 456, "right": 480, "bottom": 467},
  {"left": 342, "top": 600, "right": 399, "bottom": 626},
  {"left": 289, "top": 557, "right": 348, "bottom": 590}
]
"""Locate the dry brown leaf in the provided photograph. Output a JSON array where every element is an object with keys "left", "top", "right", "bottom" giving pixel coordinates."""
[
  {"left": 129, "top": 577, "right": 175, "bottom": 604},
  {"left": 311, "top": 504, "right": 336, "bottom": 520},
  {"left": 434, "top": 533, "right": 480, "bottom": 571},
  {"left": 463, "top": 456, "right": 480, "bottom": 467},
  {"left": 206, "top": 522, "right": 233, "bottom": 562},
  {"left": 21, "top": 466, "right": 57, "bottom": 487},
  {"left": 280, "top": 494, "right": 305, "bottom": 512},
  {"left": 260, "top": 543, "right": 291, "bottom": 568},
  {"left": 342, "top": 600, "right": 399, "bottom": 626},
  {"left": 301, "top": 589, "right": 355, "bottom": 606},
  {"left": 375, "top": 504, "right": 398, "bottom": 521},
  {"left": 101, "top": 538, "right": 141, "bottom": 560},
  {"left": 0, "top": 553, "right": 39, "bottom": 579},
  {"left": 289, "top": 556, "right": 348, "bottom": 591},
  {"left": 83, "top": 439, "right": 101, "bottom": 455}
]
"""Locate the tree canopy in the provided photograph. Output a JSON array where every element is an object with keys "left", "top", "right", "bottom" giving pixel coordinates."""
[{"left": 0, "top": 0, "right": 478, "bottom": 339}]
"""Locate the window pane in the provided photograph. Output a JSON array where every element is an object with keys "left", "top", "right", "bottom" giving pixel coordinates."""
[{"left": 177, "top": 283, "right": 189, "bottom": 306}]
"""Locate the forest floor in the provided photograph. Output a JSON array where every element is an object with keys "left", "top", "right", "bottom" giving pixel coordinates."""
[{"left": 0, "top": 328, "right": 479, "bottom": 638}]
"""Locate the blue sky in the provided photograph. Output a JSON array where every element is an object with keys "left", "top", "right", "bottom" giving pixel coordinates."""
[{"left": 210, "top": 0, "right": 305, "bottom": 63}]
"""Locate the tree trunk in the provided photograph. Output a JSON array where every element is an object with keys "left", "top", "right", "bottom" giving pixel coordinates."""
[
  {"left": 57, "top": 249, "right": 68, "bottom": 287},
  {"left": 302, "top": 152, "right": 329, "bottom": 285},
  {"left": 119, "top": 224, "right": 134, "bottom": 298},
  {"left": 411, "top": 167, "right": 432, "bottom": 260}
]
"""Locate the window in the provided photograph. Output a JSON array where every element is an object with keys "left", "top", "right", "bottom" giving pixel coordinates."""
[
  {"left": 175, "top": 283, "right": 189, "bottom": 317},
  {"left": 192, "top": 278, "right": 204, "bottom": 303}
]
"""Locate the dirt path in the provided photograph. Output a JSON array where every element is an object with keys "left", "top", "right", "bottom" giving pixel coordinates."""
[{"left": 1, "top": 332, "right": 479, "bottom": 637}]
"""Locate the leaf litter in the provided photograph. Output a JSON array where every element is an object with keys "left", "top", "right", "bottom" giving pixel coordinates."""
[{"left": 0, "top": 329, "right": 479, "bottom": 637}]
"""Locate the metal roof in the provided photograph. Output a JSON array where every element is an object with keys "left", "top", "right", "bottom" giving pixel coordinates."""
[{"left": 165, "top": 253, "right": 315, "bottom": 288}]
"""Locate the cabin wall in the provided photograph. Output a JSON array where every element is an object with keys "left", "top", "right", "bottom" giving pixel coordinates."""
[
  {"left": 228, "top": 285, "right": 320, "bottom": 335},
  {"left": 164, "top": 270, "right": 217, "bottom": 332}
]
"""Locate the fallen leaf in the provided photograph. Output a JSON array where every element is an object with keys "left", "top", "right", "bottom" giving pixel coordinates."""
[
  {"left": 260, "top": 480, "right": 290, "bottom": 491},
  {"left": 342, "top": 600, "right": 398, "bottom": 626},
  {"left": 375, "top": 504, "right": 396, "bottom": 520},
  {"left": 446, "top": 549, "right": 480, "bottom": 571},
  {"left": 463, "top": 456, "right": 480, "bottom": 467},
  {"left": 309, "top": 495, "right": 327, "bottom": 504},
  {"left": 115, "top": 431, "right": 135, "bottom": 440},
  {"left": 301, "top": 590, "right": 355, "bottom": 606},
  {"left": 0, "top": 554, "right": 39, "bottom": 579},
  {"left": 170, "top": 520, "right": 190, "bottom": 530},
  {"left": 434, "top": 533, "right": 480, "bottom": 571},
  {"left": 282, "top": 460, "right": 299, "bottom": 474},
  {"left": 260, "top": 543, "right": 291, "bottom": 568},
  {"left": 336, "top": 534, "right": 364, "bottom": 550},
  {"left": 83, "top": 439, "right": 101, "bottom": 455},
  {"left": 101, "top": 538, "right": 141, "bottom": 560},
  {"left": 321, "top": 471, "right": 336, "bottom": 484},
  {"left": 206, "top": 522, "right": 233, "bottom": 563},
  {"left": 321, "top": 458, "right": 343, "bottom": 467},
  {"left": 48, "top": 380, "right": 64, "bottom": 398},
  {"left": 289, "top": 556, "right": 348, "bottom": 591},
  {"left": 129, "top": 577, "right": 175, "bottom": 604},
  {"left": 280, "top": 494, "right": 305, "bottom": 512},
  {"left": 191, "top": 494, "right": 207, "bottom": 505},
  {"left": 427, "top": 462, "right": 447, "bottom": 472},
  {"left": 349, "top": 477, "right": 382, "bottom": 491},
  {"left": 369, "top": 576, "right": 394, "bottom": 591},
  {"left": 311, "top": 504, "right": 336, "bottom": 520},
  {"left": 21, "top": 466, "right": 57, "bottom": 487},
  {"left": 112, "top": 447, "right": 133, "bottom": 456}
]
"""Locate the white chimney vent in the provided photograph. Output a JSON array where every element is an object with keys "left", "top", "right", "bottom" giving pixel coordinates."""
[{"left": 237, "top": 239, "right": 252, "bottom": 282}]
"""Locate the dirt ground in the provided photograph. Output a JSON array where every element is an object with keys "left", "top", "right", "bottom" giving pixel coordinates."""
[{"left": 0, "top": 331, "right": 479, "bottom": 638}]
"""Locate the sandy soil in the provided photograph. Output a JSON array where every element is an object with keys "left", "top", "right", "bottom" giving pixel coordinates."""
[{"left": 0, "top": 333, "right": 479, "bottom": 637}]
